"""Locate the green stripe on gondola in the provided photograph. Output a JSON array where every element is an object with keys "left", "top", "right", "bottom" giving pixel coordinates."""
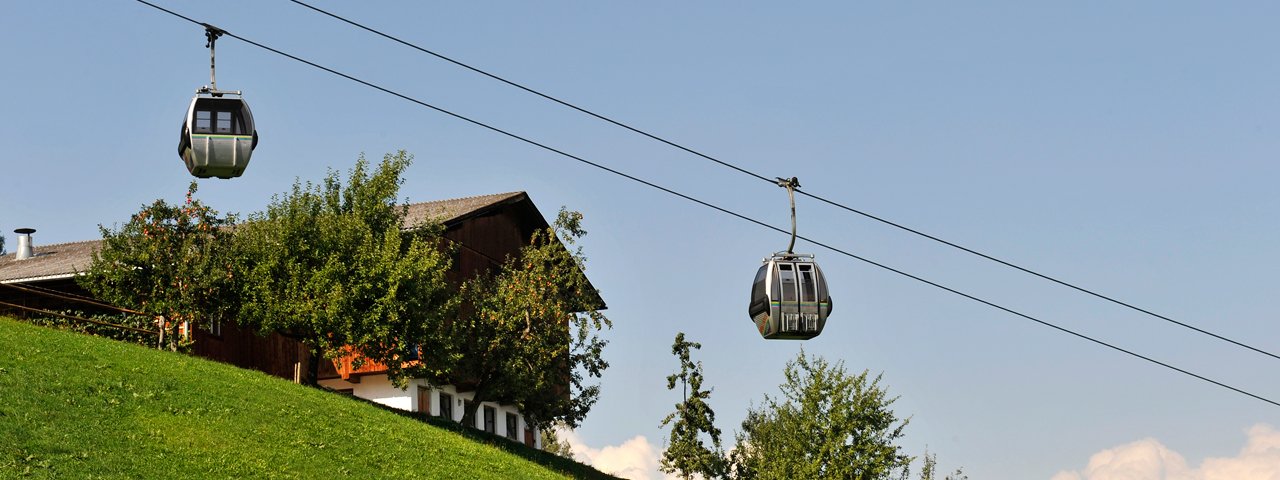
[
  {"left": 191, "top": 134, "right": 252, "bottom": 140},
  {"left": 769, "top": 301, "right": 830, "bottom": 306}
]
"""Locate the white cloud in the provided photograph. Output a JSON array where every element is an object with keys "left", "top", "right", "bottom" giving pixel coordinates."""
[
  {"left": 560, "top": 428, "right": 672, "bottom": 480},
  {"left": 1052, "top": 424, "right": 1280, "bottom": 480}
]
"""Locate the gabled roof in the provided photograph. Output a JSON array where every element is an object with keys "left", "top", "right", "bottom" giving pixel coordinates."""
[
  {"left": 403, "top": 191, "right": 527, "bottom": 229},
  {"left": 0, "top": 191, "right": 534, "bottom": 284},
  {"left": 0, "top": 239, "right": 100, "bottom": 283}
]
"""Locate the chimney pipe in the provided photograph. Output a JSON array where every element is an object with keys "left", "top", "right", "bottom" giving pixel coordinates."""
[{"left": 14, "top": 228, "right": 35, "bottom": 260}]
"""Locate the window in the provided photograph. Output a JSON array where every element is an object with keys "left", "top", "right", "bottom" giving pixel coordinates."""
[
  {"left": 483, "top": 406, "right": 496, "bottom": 434},
  {"left": 194, "top": 111, "right": 212, "bottom": 133},
  {"left": 439, "top": 392, "right": 454, "bottom": 421},
  {"left": 215, "top": 111, "right": 232, "bottom": 133},
  {"left": 505, "top": 413, "right": 518, "bottom": 440},
  {"left": 417, "top": 386, "right": 431, "bottom": 415},
  {"left": 403, "top": 344, "right": 420, "bottom": 361},
  {"left": 750, "top": 265, "right": 767, "bottom": 303},
  {"left": 464, "top": 400, "right": 476, "bottom": 427},
  {"left": 800, "top": 269, "right": 814, "bottom": 303},
  {"left": 779, "top": 264, "right": 796, "bottom": 302},
  {"left": 192, "top": 109, "right": 246, "bottom": 134}
]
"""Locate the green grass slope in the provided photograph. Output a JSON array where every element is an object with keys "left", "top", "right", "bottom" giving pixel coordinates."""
[{"left": 0, "top": 318, "right": 615, "bottom": 479}]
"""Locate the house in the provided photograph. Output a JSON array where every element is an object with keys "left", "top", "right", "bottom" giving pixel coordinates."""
[{"left": 0, "top": 191, "right": 602, "bottom": 448}]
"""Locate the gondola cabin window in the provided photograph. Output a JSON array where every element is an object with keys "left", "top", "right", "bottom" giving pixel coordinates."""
[
  {"left": 751, "top": 267, "right": 767, "bottom": 302},
  {"left": 216, "top": 111, "right": 232, "bottom": 133},
  {"left": 194, "top": 111, "right": 212, "bottom": 133},
  {"left": 193, "top": 108, "right": 247, "bottom": 135},
  {"left": 779, "top": 264, "right": 796, "bottom": 303}
]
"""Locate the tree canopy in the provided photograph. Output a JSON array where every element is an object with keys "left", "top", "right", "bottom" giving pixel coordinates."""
[
  {"left": 80, "top": 182, "right": 236, "bottom": 350},
  {"left": 77, "top": 150, "right": 612, "bottom": 434},
  {"left": 660, "top": 332, "right": 726, "bottom": 480},
  {"left": 448, "top": 208, "right": 610, "bottom": 430},
  {"left": 233, "top": 151, "right": 456, "bottom": 384},
  {"left": 729, "top": 350, "right": 912, "bottom": 480}
]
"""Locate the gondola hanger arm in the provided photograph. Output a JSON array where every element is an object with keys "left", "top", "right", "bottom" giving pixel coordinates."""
[
  {"left": 194, "top": 24, "right": 240, "bottom": 97},
  {"left": 201, "top": 24, "right": 229, "bottom": 95},
  {"left": 776, "top": 176, "right": 800, "bottom": 255}
]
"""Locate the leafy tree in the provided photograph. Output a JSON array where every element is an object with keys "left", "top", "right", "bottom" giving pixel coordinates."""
[
  {"left": 912, "top": 450, "right": 966, "bottom": 480},
  {"left": 448, "top": 208, "right": 610, "bottom": 430},
  {"left": 1, "top": 232, "right": 6, "bottom": 255},
  {"left": 80, "top": 182, "right": 237, "bottom": 350},
  {"left": 660, "top": 332, "right": 726, "bottom": 479},
  {"left": 540, "top": 422, "right": 575, "bottom": 458},
  {"left": 233, "top": 151, "right": 456, "bottom": 385},
  {"left": 729, "top": 350, "right": 911, "bottom": 480}
]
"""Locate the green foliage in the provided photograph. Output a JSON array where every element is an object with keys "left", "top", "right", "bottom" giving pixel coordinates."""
[
  {"left": 729, "top": 350, "right": 911, "bottom": 480},
  {"left": 540, "top": 423, "right": 575, "bottom": 459},
  {"left": 20, "top": 311, "right": 155, "bottom": 346},
  {"left": 911, "top": 450, "right": 966, "bottom": 480},
  {"left": 233, "top": 151, "right": 455, "bottom": 384},
  {"left": 0, "top": 317, "right": 619, "bottom": 479},
  {"left": 450, "top": 208, "right": 610, "bottom": 430},
  {"left": 79, "top": 181, "right": 236, "bottom": 350},
  {"left": 660, "top": 332, "right": 726, "bottom": 479}
]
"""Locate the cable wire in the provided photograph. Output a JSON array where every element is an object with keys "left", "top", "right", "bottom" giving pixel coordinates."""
[
  {"left": 133, "top": 0, "right": 1280, "bottom": 408},
  {"left": 284, "top": 0, "right": 1280, "bottom": 363}
]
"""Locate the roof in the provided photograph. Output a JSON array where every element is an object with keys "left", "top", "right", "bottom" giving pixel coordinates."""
[
  {"left": 402, "top": 191, "right": 527, "bottom": 229},
  {"left": 0, "top": 191, "right": 531, "bottom": 284},
  {"left": 0, "top": 239, "right": 100, "bottom": 283}
]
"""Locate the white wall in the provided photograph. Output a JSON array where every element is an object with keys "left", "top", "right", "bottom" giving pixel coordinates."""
[{"left": 318, "top": 375, "right": 539, "bottom": 449}]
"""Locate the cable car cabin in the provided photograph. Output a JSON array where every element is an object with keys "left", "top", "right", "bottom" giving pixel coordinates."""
[
  {"left": 178, "top": 95, "right": 257, "bottom": 179},
  {"left": 748, "top": 254, "right": 832, "bottom": 340}
]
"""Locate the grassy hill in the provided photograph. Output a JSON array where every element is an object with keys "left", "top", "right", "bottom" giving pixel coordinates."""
[{"left": 0, "top": 317, "right": 616, "bottom": 479}]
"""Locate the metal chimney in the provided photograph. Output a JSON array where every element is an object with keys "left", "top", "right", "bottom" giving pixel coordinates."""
[{"left": 14, "top": 228, "right": 35, "bottom": 260}]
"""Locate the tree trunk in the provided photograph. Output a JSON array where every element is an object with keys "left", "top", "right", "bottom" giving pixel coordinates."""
[
  {"left": 156, "top": 315, "right": 165, "bottom": 350},
  {"left": 461, "top": 381, "right": 489, "bottom": 430},
  {"left": 306, "top": 346, "right": 321, "bottom": 386}
]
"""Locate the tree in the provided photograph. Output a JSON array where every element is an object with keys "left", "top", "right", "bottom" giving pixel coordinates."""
[
  {"left": 233, "top": 151, "right": 456, "bottom": 385},
  {"left": 914, "top": 450, "right": 966, "bottom": 480},
  {"left": 660, "top": 332, "right": 726, "bottom": 479},
  {"left": 1, "top": 232, "right": 6, "bottom": 255},
  {"left": 729, "top": 350, "right": 912, "bottom": 480},
  {"left": 80, "top": 182, "right": 237, "bottom": 350},
  {"left": 448, "top": 208, "right": 610, "bottom": 430},
  {"left": 540, "top": 422, "right": 575, "bottom": 458}
]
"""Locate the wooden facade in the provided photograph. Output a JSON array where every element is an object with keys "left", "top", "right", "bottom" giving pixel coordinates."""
[{"left": 192, "top": 324, "right": 314, "bottom": 382}]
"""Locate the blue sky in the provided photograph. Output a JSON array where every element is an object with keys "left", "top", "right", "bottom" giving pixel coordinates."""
[{"left": 3, "top": 2, "right": 1279, "bottom": 478}]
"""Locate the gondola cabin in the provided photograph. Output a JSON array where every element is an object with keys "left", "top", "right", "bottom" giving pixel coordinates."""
[
  {"left": 178, "top": 94, "right": 257, "bottom": 179},
  {"left": 748, "top": 253, "right": 832, "bottom": 339}
]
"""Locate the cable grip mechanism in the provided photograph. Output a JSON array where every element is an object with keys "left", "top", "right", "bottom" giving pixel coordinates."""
[
  {"left": 777, "top": 176, "right": 801, "bottom": 254},
  {"left": 202, "top": 23, "right": 226, "bottom": 94}
]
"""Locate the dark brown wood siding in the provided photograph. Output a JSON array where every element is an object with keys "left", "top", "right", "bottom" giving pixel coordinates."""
[{"left": 191, "top": 324, "right": 312, "bottom": 381}]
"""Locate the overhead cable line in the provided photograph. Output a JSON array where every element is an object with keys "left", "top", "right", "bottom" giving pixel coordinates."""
[
  {"left": 284, "top": 0, "right": 1280, "bottom": 363},
  {"left": 285, "top": 0, "right": 775, "bottom": 184},
  {"left": 132, "top": 0, "right": 1280, "bottom": 408}
]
